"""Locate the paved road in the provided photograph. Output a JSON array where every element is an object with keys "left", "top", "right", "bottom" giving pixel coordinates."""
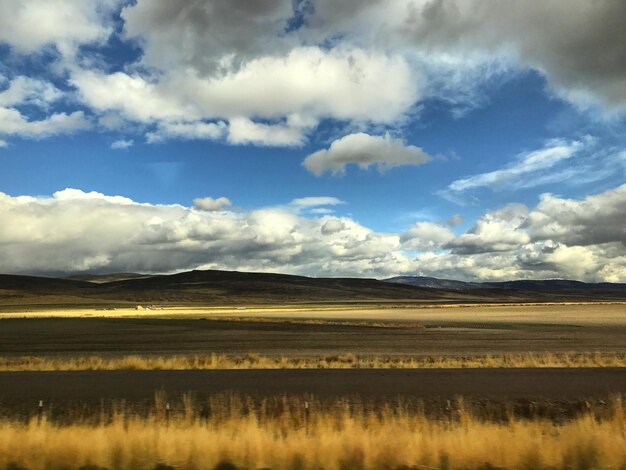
[{"left": 1, "top": 369, "right": 625, "bottom": 404}]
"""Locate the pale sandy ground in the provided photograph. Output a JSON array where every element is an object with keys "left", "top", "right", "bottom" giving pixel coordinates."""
[{"left": 3, "top": 302, "right": 625, "bottom": 327}]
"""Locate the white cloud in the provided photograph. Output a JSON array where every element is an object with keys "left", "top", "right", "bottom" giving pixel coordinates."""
[
  {"left": 287, "top": 196, "right": 345, "bottom": 215},
  {"left": 0, "top": 188, "right": 404, "bottom": 277},
  {"left": 227, "top": 118, "right": 305, "bottom": 147},
  {"left": 193, "top": 196, "right": 232, "bottom": 212},
  {"left": 307, "top": 0, "right": 626, "bottom": 111},
  {"left": 0, "top": 108, "right": 90, "bottom": 139},
  {"left": 309, "top": 208, "right": 335, "bottom": 215},
  {"left": 0, "top": 185, "right": 624, "bottom": 282},
  {"left": 146, "top": 121, "right": 227, "bottom": 144},
  {"left": 304, "top": 133, "right": 431, "bottom": 175},
  {"left": 0, "top": 75, "right": 83, "bottom": 144},
  {"left": 445, "top": 204, "right": 531, "bottom": 254},
  {"left": 0, "top": 139, "right": 8, "bottom": 148},
  {"left": 71, "top": 47, "right": 419, "bottom": 132},
  {"left": 1, "top": 0, "right": 624, "bottom": 151},
  {"left": 110, "top": 139, "right": 133, "bottom": 150},
  {"left": 71, "top": 71, "right": 195, "bottom": 122},
  {"left": 401, "top": 222, "right": 455, "bottom": 252},
  {"left": 0, "top": 76, "right": 63, "bottom": 108},
  {"left": 525, "top": 184, "right": 626, "bottom": 247},
  {"left": 184, "top": 47, "right": 418, "bottom": 123},
  {"left": 320, "top": 218, "right": 346, "bottom": 235},
  {"left": 0, "top": 0, "right": 116, "bottom": 54},
  {"left": 446, "top": 139, "right": 583, "bottom": 194},
  {"left": 290, "top": 197, "right": 345, "bottom": 208}
]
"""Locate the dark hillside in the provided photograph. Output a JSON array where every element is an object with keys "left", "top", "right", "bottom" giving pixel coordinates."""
[{"left": 0, "top": 270, "right": 624, "bottom": 309}]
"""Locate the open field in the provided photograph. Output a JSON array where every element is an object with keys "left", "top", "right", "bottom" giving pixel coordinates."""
[
  {"left": 1, "top": 304, "right": 625, "bottom": 358},
  {"left": 1, "top": 302, "right": 625, "bottom": 468},
  {"left": 2, "top": 302, "right": 625, "bottom": 322},
  {"left": 1, "top": 394, "right": 625, "bottom": 470}
]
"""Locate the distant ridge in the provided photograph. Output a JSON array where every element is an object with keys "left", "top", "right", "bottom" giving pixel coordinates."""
[
  {"left": 65, "top": 273, "right": 153, "bottom": 284},
  {"left": 0, "top": 269, "right": 624, "bottom": 308},
  {"left": 384, "top": 275, "right": 626, "bottom": 294},
  {"left": 384, "top": 276, "right": 482, "bottom": 290}
]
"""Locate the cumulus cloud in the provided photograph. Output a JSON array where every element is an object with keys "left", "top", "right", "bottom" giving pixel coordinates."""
[
  {"left": 0, "top": 0, "right": 116, "bottom": 55},
  {"left": 0, "top": 188, "right": 403, "bottom": 277},
  {"left": 0, "top": 75, "right": 84, "bottom": 143},
  {"left": 70, "top": 71, "right": 195, "bottom": 123},
  {"left": 0, "top": 108, "right": 90, "bottom": 139},
  {"left": 1, "top": 185, "right": 623, "bottom": 281},
  {"left": 304, "top": 133, "right": 431, "bottom": 175},
  {"left": 401, "top": 222, "right": 455, "bottom": 252},
  {"left": 307, "top": 0, "right": 626, "bottom": 110},
  {"left": 1, "top": 0, "right": 624, "bottom": 149},
  {"left": 524, "top": 185, "right": 626, "bottom": 247},
  {"left": 110, "top": 139, "right": 133, "bottom": 150},
  {"left": 445, "top": 204, "right": 531, "bottom": 254},
  {"left": 71, "top": 47, "right": 418, "bottom": 129},
  {"left": 320, "top": 218, "right": 346, "bottom": 235},
  {"left": 0, "top": 76, "right": 63, "bottom": 108},
  {"left": 121, "top": 0, "right": 295, "bottom": 73},
  {"left": 227, "top": 118, "right": 305, "bottom": 147},
  {"left": 193, "top": 196, "right": 232, "bottom": 212}
]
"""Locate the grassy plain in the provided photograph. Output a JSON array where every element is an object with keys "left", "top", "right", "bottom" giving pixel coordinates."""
[
  {"left": 2, "top": 303, "right": 625, "bottom": 358},
  {"left": 1, "top": 303, "right": 625, "bottom": 469},
  {"left": 2, "top": 352, "right": 626, "bottom": 371},
  {"left": 1, "top": 394, "right": 625, "bottom": 470},
  {"left": 2, "top": 301, "right": 625, "bottom": 322}
]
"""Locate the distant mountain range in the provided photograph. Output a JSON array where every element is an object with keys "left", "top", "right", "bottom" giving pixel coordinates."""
[
  {"left": 0, "top": 270, "right": 624, "bottom": 309},
  {"left": 384, "top": 276, "right": 626, "bottom": 294}
]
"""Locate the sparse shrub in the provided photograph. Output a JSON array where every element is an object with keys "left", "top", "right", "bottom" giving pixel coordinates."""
[
  {"left": 213, "top": 462, "right": 238, "bottom": 470},
  {"left": 153, "top": 464, "right": 175, "bottom": 470}
]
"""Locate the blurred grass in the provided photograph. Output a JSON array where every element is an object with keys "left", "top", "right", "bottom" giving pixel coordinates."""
[
  {"left": 0, "top": 393, "right": 624, "bottom": 469},
  {"left": 1, "top": 352, "right": 626, "bottom": 371}
]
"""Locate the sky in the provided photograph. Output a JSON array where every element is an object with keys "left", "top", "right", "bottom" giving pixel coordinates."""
[{"left": 0, "top": 0, "right": 624, "bottom": 282}]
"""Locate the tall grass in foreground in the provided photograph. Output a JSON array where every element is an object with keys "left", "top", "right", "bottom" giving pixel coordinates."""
[
  {"left": 0, "top": 395, "right": 625, "bottom": 470},
  {"left": 1, "top": 352, "right": 625, "bottom": 371}
]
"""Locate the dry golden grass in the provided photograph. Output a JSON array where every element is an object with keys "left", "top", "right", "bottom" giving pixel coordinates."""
[
  {"left": 1, "top": 352, "right": 626, "bottom": 371},
  {"left": 0, "top": 394, "right": 625, "bottom": 470},
  {"left": 3, "top": 301, "right": 625, "bottom": 322}
]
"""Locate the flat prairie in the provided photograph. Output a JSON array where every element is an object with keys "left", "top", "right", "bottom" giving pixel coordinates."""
[
  {"left": 1, "top": 303, "right": 625, "bottom": 357},
  {"left": 1, "top": 303, "right": 624, "bottom": 419}
]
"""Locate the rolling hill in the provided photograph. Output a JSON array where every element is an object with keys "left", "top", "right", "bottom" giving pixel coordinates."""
[
  {"left": 0, "top": 270, "right": 624, "bottom": 309},
  {"left": 384, "top": 276, "right": 626, "bottom": 295}
]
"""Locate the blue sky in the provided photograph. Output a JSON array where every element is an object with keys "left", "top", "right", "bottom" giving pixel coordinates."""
[{"left": 0, "top": 0, "right": 624, "bottom": 281}]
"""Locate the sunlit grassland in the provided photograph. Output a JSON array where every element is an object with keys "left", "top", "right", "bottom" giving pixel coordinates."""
[
  {"left": 2, "top": 352, "right": 626, "bottom": 371},
  {"left": 1, "top": 394, "right": 625, "bottom": 470},
  {"left": 2, "top": 302, "right": 625, "bottom": 324}
]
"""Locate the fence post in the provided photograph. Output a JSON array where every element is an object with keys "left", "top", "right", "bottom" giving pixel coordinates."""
[
  {"left": 304, "top": 401, "right": 310, "bottom": 432},
  {"left": 37, "top": 400, "right": 44, "bottom": 425}
]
